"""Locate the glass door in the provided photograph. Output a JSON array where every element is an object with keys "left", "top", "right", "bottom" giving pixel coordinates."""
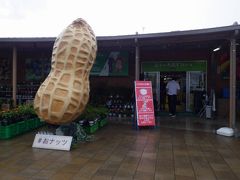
[
  {"left": 143, "top": 72, "right": 160, "bottom": 109},
  {"left": 186, "top": 71, "right": 206, "bottom": 112},
  {"left": 160, "top": 72, "right": 186, "bottom": 112}
]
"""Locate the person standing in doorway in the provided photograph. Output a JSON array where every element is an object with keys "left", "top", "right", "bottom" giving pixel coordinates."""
[{"left": 166, "top": 77, "right": 180, "bottom": 117}]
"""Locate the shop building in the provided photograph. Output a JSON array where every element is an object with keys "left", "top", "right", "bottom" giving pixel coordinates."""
[{"left": 0, "top": 24, "right": 239, "bottom": 127}]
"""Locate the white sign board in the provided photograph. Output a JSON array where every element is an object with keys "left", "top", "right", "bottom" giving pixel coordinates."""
[{"left": 32, "top": 134, "right": 73, "bottom": 151}]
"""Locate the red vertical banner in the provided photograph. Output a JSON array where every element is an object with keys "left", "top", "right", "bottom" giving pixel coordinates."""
[{"left": 134, "top": 81, "right": 155, "bottom": 126}]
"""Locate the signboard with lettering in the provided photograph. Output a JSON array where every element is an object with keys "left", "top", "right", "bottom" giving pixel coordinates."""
[
  {"left": 32, "top": 134, "right": 72, "bottom": 151},
  {"left": 90, "top": 51, "right": 129, "bottom": 76},
  {"left": 134, "top": 81, "right": 155, "bottom": 126},
  {"left": 142, "top": 61, "right": 207, "bottom": 72}
]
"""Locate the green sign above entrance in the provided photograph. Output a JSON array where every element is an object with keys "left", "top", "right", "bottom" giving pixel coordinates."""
[{"left": 142, "top": 61, "right": 207, "bottom": 72}]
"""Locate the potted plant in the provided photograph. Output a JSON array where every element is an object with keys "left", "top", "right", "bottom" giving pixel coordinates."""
[
  {"left": 0, "top": 110, "right": 18, "bottom": 126},
  {"left": 94, "top": 106, "right": 108, "bottom": 128},
  {"left": 0, "top": 110, "right": 19, "bottom": 139},
  {"left": 17, "top": 104, "right": 37, "bottom": 119},
  {"left": 0, "top": 104, "right": 44, "bottom": 139},
  {"left": 73, "top": 104, "right": 108, "bottom": 134}
]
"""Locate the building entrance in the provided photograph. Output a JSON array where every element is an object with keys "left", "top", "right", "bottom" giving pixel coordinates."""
[
  {"left": 142, "top": 61, "right": 207, "bottom": 114},
  {"left": 143, "top": 71, "right": 206, "bottom": 113},
  {"left": 160, "top": 72, "right": 186, "bottom": 113}
]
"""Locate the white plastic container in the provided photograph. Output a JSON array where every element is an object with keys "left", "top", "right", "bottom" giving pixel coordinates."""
[{"left": 216, "top": 127, "right": 234, "bottom": 137}]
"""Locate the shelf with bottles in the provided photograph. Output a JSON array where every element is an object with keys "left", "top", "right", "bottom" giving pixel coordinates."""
[
  {"left": 106, "top": 94, "right": 134, "bottom": 118},
  {"left": 0, "top": 85, "right": 13, "bottom": 99},
  {"left": 16, "top": 83, "right": 39, "bottom": 101},
  {"left": 0, "top": 83, "right": 40, "bottom": 105}
]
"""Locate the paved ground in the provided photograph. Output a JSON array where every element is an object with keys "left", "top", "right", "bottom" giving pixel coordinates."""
[{"left": 1, "top": 117, "right": 240, "bottom": 180}]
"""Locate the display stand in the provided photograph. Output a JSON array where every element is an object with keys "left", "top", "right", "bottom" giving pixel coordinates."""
[
  {"left": 132, "top": 104, "right": 139, "bottom": 130},
  {"left": 134, "top": 81, "right": 156, "bottom": 130},
  {"left": 132, "top": 104, "right": 157, "bottom": 130}
]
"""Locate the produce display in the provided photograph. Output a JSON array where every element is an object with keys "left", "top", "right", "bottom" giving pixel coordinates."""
[
  {"left": 0, "top": 105, "right": 45, "bottom": 139},
  {"left": 34, "top": 18, "right": 97, "bottom": 125},
  {"left": 106, "top": 94, "right": 134, "bottom": 118}
]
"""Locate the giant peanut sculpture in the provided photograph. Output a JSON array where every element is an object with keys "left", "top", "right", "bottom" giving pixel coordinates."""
[{"left": 34, "top": 18, "right": 97, "bottom": 125}]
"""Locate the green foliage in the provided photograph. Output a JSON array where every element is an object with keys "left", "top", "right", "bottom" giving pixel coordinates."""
[
  {"left": 95, "top": 106, "right": 108, "bottom": 118},
  {"left": 2, "top": 110, "right": 17, "bottom": 120},
  {"left": 76, "top": 104, "right": 108, "bottom": 121},
  {"left": 17, "top": 104, "right": 36, "bottom": 119},
  {"left": 84, "top": 104, "right": 98, "bottom": 120},
  {"left": 0, "top": 104, "right": 37, "bottom": 125},
  {"left": 73, "top": 122, "right": 94, "bottom": 143},
  {"left": 0, "top": 110, "right": 18, "bottom": 125},
  {"left": 59, "top": 122, "right": 94, "bottom": 145}
]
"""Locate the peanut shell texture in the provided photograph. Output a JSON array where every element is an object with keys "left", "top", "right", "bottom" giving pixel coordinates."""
[{"left": 34, "top": 18, "right": 97, "bottom": 125}]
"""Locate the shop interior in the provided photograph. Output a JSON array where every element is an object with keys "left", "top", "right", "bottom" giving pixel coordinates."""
[{"left": 143, "top": 71, "right": 206, "bottom": 115}]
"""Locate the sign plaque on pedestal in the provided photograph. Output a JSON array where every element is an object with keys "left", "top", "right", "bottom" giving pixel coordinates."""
[{"left": 32, "top": 134, "right": 72, "bottom": 151}]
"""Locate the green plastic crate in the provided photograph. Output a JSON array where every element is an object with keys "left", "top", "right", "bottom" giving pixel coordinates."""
[
  {"left": 29, "top": 118, "right": 45, "bottom": 129},
  {"left": 40, "top": 119, "right": 46, "bottom": 126},
  {"left": 99, "top": 118, "right": 108, "bottom": 128},
  {"left": 17, "top": 121, "right": 28, "bottom": 133},
  {"left": 25, "top": 119, "right": 36, "bottom": 130},
  {"left": 0, "top": 123, "right": 19, "bottom": 139},
  {"left": 33, "top": 118, "right": 40, "bottom": 127},
  {"left": 0, "top": 118, "right": 46, "bottom": 140},
  {"left": 84, "top": 123, "right": 98, "bottom": 134}
]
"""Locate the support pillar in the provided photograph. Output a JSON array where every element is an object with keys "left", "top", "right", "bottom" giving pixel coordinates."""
[
  {"left": 229, "top": 38, "right": 236, "bottom": 128},
  {"left": 12, "top": 47, "right": 17, "bottom": 107},
  {"left": 135, "top": 32, "right": 140, "bottom": 80}
]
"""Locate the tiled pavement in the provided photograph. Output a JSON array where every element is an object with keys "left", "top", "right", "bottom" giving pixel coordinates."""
[{"left": 1, "top": 117, "right": 240, "bottom": 180}]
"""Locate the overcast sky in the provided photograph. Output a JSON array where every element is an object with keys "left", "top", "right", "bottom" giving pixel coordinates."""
[{"left": 0, "top": 0, "right": 239, "bottom": 37}]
